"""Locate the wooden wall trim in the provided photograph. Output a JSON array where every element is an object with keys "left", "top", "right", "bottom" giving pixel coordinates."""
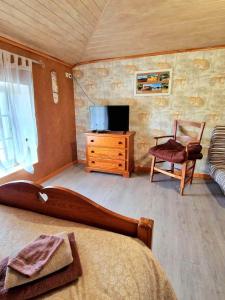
[
  {"left": 2, "top": 35, "right": 224, "bottom": 68},
  {"left": 78, "top": 160, "right": 210, "bottom": 179},
  {"left": 74, "top": 44, "right": 225, "bottom": 67},
  {"left": 0, "top": 35, "right": 72, "bottom": 67},
  {"left": 78, "top": 159, "right": 86, "bottom": 164},
  {"left": 134, "top": 165, "right": 211, "bottom": 179},
  {"left": 192, "top": 173, "right": 211, "bottom": 180},
  {"left": 135, "top": 166, "right": 211, "bottom": 179},
  {"left": 35, "top": 161, "right": 77, "bottom": 184}
]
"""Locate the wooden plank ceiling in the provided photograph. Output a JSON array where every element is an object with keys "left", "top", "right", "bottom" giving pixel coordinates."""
[{"left": 0, "top": 0, "right": 225, "bottom": 65}]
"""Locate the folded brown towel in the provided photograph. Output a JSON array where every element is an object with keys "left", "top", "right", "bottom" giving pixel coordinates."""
[
  {"left": 8, "top": 234, "right": 63, "bottom": 277},
  {"left": 4, "top": 232, "right": 73, "bottom": 289},
  {"left": 0, "top": 233, "right": 82, "bottom": 300}
]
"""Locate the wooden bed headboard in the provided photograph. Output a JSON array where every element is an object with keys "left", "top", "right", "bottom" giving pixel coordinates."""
[{"left": 0, "top": 181, "right": 154, "bottom": 249}]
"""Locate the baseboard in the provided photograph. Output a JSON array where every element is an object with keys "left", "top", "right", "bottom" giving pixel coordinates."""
[
  {"left": 134, "top": 165, "right": 151, "bottom": 173},
  {"left": 191, "top": 173, "right": 211, "bottom": 179},
  {"left": 78, "top": 159, "right": 86, "bottom": 164},
  {"left": 135, "top": 165, "right": 211, "bottom": 179},
  {"left": 36, "top": 160, "right": 77, "bottom": 184},
  {"left": 75, "top": 160, "right": 210, "bottom": 179}
]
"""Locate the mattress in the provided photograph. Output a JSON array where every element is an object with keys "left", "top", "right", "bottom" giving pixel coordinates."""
[{"left": 0, "top": 204, "right": 177, "bottom": 300}]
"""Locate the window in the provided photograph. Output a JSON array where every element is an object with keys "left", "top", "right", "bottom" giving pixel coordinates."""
[
  {"left": 0, "top": 83, "right": 16, "bottom": 176},
  {"left": 0, "top": 50, "right": 38, "bottom": 177}
]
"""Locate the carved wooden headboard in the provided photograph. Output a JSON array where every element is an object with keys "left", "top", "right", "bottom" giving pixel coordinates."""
[{"left": 0, "top": 181, "right": 154, "bottom": 249}]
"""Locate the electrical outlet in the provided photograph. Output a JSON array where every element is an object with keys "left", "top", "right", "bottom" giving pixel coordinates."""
[{"left": 65, "top": 72, "right": 72, "bottom": 79}]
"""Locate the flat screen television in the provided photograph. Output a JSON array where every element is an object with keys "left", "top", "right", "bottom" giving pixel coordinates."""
[{"left": 89, "top": 105, "right": 129, "bottom": 132}]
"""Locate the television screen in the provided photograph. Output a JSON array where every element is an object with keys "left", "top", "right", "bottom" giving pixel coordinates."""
[{"left": 89, "top": 105, "right": 129, "bottom": 132}]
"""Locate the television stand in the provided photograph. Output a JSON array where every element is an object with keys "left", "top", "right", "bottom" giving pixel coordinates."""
[{"left": 85, "top": 131, "right": 135, "bottom": 177}]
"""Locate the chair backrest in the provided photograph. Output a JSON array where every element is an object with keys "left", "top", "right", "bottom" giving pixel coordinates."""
[
  {"left": 208, "top": 126, "right": 225, "bottom": 166},
  {"left": 173, "top": 120, "right": 205, "bottom": 145}
]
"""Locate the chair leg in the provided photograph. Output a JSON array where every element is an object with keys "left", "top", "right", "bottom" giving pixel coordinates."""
[
  {"left": 180, "top": 162, "right": 187, "bottom": 195},
  {"left": 150, "top": 156, "right": 156, "bottom": 182},
  {"left": 190, "top": 161, "right": 196, "bottom": 184},
  {"left": 171, "top": 163, "right": 174, "bottom": 174}
]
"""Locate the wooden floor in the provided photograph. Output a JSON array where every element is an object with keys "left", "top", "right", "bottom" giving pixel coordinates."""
[{"left": 44, "top": 164, "right": 225, "bottom": 300}]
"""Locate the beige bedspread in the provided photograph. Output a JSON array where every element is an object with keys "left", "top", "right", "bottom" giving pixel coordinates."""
[{"left": 0, "top": 204, "right": 177, "bottom": 300}]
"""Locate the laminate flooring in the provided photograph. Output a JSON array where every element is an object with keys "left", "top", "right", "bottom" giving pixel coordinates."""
[{"left": 44, "top": 164, "right": 225, "bottom": 300}]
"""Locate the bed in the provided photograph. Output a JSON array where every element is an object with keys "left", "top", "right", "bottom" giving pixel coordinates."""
[{"left": 0, "top": 181, "right": 177, "bottom": 299}]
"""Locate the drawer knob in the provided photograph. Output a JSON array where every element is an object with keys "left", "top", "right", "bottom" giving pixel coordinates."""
[
  {"left": 118, "top": 141, "right": 123, "bottom": 145},
  {"left": 91, "top": 150, "right": 95, "bottom": 153},
  {"left": 90, "top": 139, "right": 94, "bottom": 142},
  {"left": 118, "top": 153, "right": 123, "bottom": 156},
  {"left": 91, "top": 161, "right": 95, "bottom": 164},
  {"left": 118, "top": 163, "right": 122, "bottom": 167}
]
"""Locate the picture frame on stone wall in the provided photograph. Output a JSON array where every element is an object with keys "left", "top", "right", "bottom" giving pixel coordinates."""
[{"left": 134, "top": 69, "right": 172, "bottom": 96}]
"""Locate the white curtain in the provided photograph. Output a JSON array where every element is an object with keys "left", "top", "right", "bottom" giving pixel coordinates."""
[{"left": 0, "top": 49, "right": 38, "bottom": 173}]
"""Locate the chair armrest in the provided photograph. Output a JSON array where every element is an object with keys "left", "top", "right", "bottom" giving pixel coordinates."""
[{"left": 153, "top": 135, "right": 174, "bottom": 146}]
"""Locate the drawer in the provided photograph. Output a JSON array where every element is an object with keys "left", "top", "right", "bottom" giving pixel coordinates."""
[
  {"left": 87, "top": 135, "right": 126, "bottom": 148},
  {"left": 88, "top": 159, "right": 126, "bottom": 171},
  {"left": 88, "top": 147, "right": 126, "bottom": 160}
]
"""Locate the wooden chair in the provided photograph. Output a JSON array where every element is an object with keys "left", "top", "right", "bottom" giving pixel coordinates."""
[{"left": 149, "top": 120, "right": 205, "bottom": 195}]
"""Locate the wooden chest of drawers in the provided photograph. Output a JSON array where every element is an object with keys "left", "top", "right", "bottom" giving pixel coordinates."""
[{"left": 85, "top": 131, "right": 135, "bottom": 177}]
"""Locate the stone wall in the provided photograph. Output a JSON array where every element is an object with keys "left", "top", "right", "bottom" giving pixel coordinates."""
[{"left": 74, "top": 49, "right": 225, "bottom": 173}]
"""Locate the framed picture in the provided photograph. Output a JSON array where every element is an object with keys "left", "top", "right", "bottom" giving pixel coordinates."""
[{"left": 134, "top": 69, "right": 172, "bottom": 96}]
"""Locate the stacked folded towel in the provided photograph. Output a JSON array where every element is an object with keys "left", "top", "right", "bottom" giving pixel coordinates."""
[{"left": 0, "top": 232, "right": 82, "bottom": 299}]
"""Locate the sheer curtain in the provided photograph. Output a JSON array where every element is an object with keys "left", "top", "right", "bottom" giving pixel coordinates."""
[{"left": 0, "top": 49, "right": 38, "bottom": 174}]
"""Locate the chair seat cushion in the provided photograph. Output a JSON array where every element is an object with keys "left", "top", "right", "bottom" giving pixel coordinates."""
[{"left": 149, "top": 139, "right": 203, "bottom": 163}]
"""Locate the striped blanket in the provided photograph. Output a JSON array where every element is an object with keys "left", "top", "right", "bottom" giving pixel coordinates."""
[{"left": 208, "top": 126, "right": 225, "bottom": 194}]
